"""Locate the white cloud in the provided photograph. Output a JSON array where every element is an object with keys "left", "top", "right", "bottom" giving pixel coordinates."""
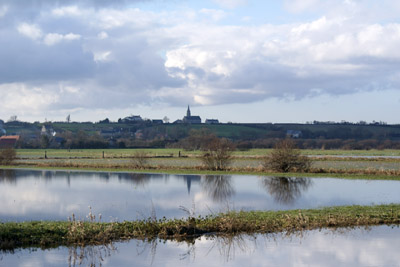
[
  {"left": 0, "top": 83, "right": 59, "bottom": 114},
  {"left": 199, "top": 8, "right": 227, "bottom": 21},
  {"left": 0, "top": 5, "right": 8, "bottom": 17},
  {"left": 212, "top": 0, "right": 247, "bottom": 9},
  {"left": 93, "top": 51, "right": 112, "bottom": 62},
  {"left": 97, "top": 31, "right": 108, "bottom": 39},
  {"left": 284, "top": 0, "right": 320, "bottom": 13},
  {"left": 43, "top": 33, "right": 81, "bottom": 46},
  {"left": 51, "top": 5, "right": 81, "bottom": 17},
  {"left": 17, "top": 23, "right": 43, "bottom": 40}
]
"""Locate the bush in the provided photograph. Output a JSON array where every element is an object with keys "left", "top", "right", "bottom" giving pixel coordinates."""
[
  {"left": 262, "top": 139, "right": 311, "bottom": 172},
  {"left": 201, "top": 137, "right": 235, "bottom": 170},
  {"left": 0, "top": 148, "right": 17, "bottom": 165},
  {"left": 131, "top": 150, "right": 148, "bottom": 169}
]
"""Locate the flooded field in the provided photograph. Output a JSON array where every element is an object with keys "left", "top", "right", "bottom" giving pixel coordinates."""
[
  {"left": 1, "top": 225, "right": 399, "bottom": 266},
  {"left": 1, "top": 169, "right": 400, "bottom": 222}
]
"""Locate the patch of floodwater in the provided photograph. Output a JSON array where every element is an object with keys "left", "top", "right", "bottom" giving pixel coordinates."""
[
  {"left": 311, "top": 155, "right": 400, "bottom": 159},
  {"left": 1, "top": 169, "right": 400, "bottom": 222},
  {"left": 1, "top": 225, "right": 400, "bottom": 266}
]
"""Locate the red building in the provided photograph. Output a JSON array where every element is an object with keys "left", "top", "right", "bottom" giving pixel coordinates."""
[{"left": 0, "top": 136, "right": 20, "bottom": 149}]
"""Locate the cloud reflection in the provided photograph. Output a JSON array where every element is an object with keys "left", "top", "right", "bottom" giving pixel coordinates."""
[{"left": 3, "top": 226, "right": 400, "bottom": 266}]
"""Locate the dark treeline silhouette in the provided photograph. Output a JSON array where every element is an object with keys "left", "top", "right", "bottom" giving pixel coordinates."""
[{"left": 4, "top": 119, "right": 400, "bottom": 150}]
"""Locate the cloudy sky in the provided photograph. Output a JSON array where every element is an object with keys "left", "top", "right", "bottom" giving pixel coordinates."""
[{"left": 1, "top": 0, "right": 400, "bottom": 123}]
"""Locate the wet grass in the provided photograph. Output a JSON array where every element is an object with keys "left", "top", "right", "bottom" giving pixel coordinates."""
[
  {"left": 15, "top": 148, "right": 400, "bottom": 159},
  {"left": 10, "top": 148, "right": 400, "bottom": 179},
  {"left": 2, "top": 163, "right": 400, "bottom": 181},
  {"left": 1, "top": 204, "right": 399, "bottom": 250}
]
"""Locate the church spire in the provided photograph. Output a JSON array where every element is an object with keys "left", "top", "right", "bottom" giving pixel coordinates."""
[{"left": 187, "top": 105, "right": 191, "bottom": 117}]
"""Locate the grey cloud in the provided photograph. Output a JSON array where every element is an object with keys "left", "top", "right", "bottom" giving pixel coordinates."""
[
  {"left": 0, "top": 30, "right": 95, "bottom": 83},
  {"left": 0, "top": 1, "right": 185, "bottom": 112}
]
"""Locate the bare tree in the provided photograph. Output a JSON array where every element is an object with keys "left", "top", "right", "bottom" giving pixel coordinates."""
[
  {"left": 262, "top": 139, "right": 311, "bottom": 172},
  {"left": 0, "top": 148, "right": 17, "bottom": 165},
  {"left": 163, "top": 116, "right": 170, "bottom": 123},
  {"left": 201, "top": 137, "right": 235, "bottom": 170},
  {"left": 8, "top": 115, "right": 17, "bottom": 122},
  {"left": 131, "top": 150, "right": 148, "bottom": 169}
]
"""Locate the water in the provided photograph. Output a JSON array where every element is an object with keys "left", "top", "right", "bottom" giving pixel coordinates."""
[
  {"left": 1, "top": 169, "right": 400, "bottom": 222},
  {"left": 1, "top": 225, "right": 400, "bottom": 266}
]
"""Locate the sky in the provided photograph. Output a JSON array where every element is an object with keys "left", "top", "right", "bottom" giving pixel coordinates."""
[{"left": 1, "top": 0, "right": 400, "bottom": 123}]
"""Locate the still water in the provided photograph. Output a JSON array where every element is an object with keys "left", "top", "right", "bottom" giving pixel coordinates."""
[
  {"left": 1, "top": 225, "right": 400, "bottom": 266},
  {"left": 1, "top": 169, "right": 400, "bottom": 222}
]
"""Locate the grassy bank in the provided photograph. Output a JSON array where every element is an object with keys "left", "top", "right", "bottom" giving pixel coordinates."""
[
  {"left": 14, "top": 148, "right": 400, "bottom": 159},
  {"left": 3, "top": 163, "right": 400, "bottom": 181},
  {"left": 1, "top": 204, "right": 400, "bottom": 250}
]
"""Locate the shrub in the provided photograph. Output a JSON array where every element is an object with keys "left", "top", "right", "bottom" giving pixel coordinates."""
[
  {"left": 0, "top": 148, "right": 17, "bottom": 165},
  {"left": 131, "top": 150, "right": 148, "bottom": 169},
  {"left": 201, "top": 137, "right": 235, "bottom": 170},
  {"left": 262, "top": 139, "right": 311, "bottom": 172}
]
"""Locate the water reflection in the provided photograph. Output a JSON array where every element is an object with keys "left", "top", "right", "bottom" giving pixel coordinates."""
[
  {"left": 3, "top": 226, "right": 400, "bottom": 267},
  {"left": 0, "top": 169, "right": 16, "bottom": 184},
  {"left": 68, "top": 244, "right": 116, "bottom": 267},
  {"left": 201, "top": 175, "right": 235, "bottom": 202},
  {"left": 260, "top": 177, "right": 312, "bottom": 205},
  {"left": 1, "top": 169, "right": 400, "bottom": 222},
  {"left": 128, "top": 173, "right": 151, "bottom": 187}
]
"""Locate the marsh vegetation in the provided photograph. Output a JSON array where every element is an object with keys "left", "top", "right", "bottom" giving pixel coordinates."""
[{"left": 1, "top": 204, "right": 399, "bottom": 250}]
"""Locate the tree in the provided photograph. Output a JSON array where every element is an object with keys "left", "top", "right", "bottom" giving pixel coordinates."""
[
  {"left": 0, "top": 148, "right": 17, "bottom": 165},
  {"left": 131, "top": 150, "right": 148, "bottom": 169},
  {"left": 66, "top": 114, "right": 71, "bottom": 123},
  {"left": 163, "top": 116, "right": 170, "bottom": 123},
  {"left": 201, "top": 137, "right": 235, "bottom": 170},
  {"left": 181, "top": 128, "right": 215, "bottom": 150},
  {"left": 41, "top": 135, "right": 50, "bottom": 149},
  {"left": 8, "top": 115, "right": 17, "bottom": 122},
  {"left": 98, "top": 118, "right": 110, "bottom": 124},
  {"left": 262, "top": 139, "right": 311, "bottom": 172}
]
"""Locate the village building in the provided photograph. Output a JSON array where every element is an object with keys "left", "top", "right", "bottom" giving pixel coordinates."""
[
  {"left": 41, "top": 125, "right": 56, "bottom": 137},
  {"left": 286, "top": 130, "right": 302, "bottom": 138},
  {"left": 0, "top": 120, "right": 6, "bottom": 136},
  {"left": 121, "top": 115, "right": 143, "bottom": 123},
  {"left": 205, "top": 119, "right": 219, "bottom": 124},
  {"left": 173, "top": 119, "right": 183, "bottom": 124},
  {"left": 0, "top": 135, "right": 20, "bottom": 149},
  {"left": 182, "top": 106, "right": 201, "bottom": 124},
  {"left": 152, "top": 119, "right": 164, "bottom": 124}
]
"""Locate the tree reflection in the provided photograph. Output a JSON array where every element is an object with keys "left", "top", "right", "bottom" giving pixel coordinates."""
[
  {"left": 207, "top": 235, "right": 255, "bottom": 262},
  {"left": 201, "top": 175, "right": 235, "bottom": 203},
  {"left": 260, "top": 177, "right": 312, "bottom": 205},
  {"left": 0, "top": 169, "right": 16, "bottom": 184},
  {"left": 127, "top": 173, "right": 150, "bottom": 187},
  {"left": 68, "top": 243, "right": 116, "bottom": 267}
]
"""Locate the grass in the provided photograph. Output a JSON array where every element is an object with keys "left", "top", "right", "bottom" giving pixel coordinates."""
[
  {"left": 14, "top": 148, "right": 400, "bottom": 159},
  {"left": 1, "top": 204, "right": 399, "bottom": 250},
  {"left": 3, "top": 163, "right": 400, "bottom": 181}
]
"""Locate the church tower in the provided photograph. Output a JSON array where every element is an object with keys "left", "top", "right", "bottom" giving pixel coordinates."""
[{"left": 187, "top": 105, "right": 191, "bottom": 117}]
